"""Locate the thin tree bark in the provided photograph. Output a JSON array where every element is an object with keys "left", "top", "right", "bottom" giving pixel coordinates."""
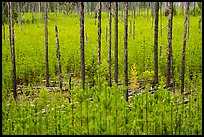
[
  {"left": 124, "top": 2, "right": 128, "bottom": 102},
  {"left": 181, "top": 2, "right": 189, "bottom": 94},
  {"left": 154, "top": 2, "right": 159, "bottom": 86},
  {"left": 44, "top": 2, "right": 49, "bottom": 87},
  {"left": 97, "top": 2, "right": 102, "bottom": 66},
  {"left": 8, "top": 2, "right": 17, "bottom": 100},
  {"left": 187, "top": 13, "right": 190, "bottom": 40},
  {"left": 108, "top": 2, "right": 112, "bottom": 87},
  {"left": 80, "top": 2, "right": 85, "bottom": 90},
  {"left": 114, "top": 2, "right": 118, "bottom": 84},
  {"left": 166, "top": 2, "right": 173, "bottom": 88},
  {"left": 55, "top": 25, "right": 63, "bottom": 90}
]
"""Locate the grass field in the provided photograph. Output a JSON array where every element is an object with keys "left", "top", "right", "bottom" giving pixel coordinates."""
[{"left": 2, "top": 11, "right": 202, "bottom": 135}]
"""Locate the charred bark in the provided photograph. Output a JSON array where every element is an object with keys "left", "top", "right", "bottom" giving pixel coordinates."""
[
  {"left": 154, "top": 2, "right": 159, "bottom": 86},
  {"left": 124, "top": 2, "right": 128, "bottom": 102},
  {"left": 181, "top": 2, "right": 189, "bottom": 94},
  {"left": 8, "top": 2, "right": 17, "bottom": 100},
  {"left": 80, "top": 2, "right": 85, "bottom": 90},
  {"left": 114, "top": 2, "right": 118, "bottom": 84},
  {"left": 55, "top": 25, "right": 63, "bottom": 90},
  {"left": 97, "top": 2, "right": 102, "bottom": 66},
  {"left": 108, "top": 2, "right": 112, "bottom": 87},
  {"left": 44, "top": 2, "right": 49, "bottom": 87},
  {"left": 166, "top": 2, "right": 173, "bottom": 88}
]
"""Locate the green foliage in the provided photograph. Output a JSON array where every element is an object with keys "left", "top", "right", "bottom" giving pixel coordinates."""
[{"left": 2, "top": 79, "right": 202, "bottom": 135}]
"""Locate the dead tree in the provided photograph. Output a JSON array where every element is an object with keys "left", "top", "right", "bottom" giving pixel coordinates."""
[
  {"left": 44, "top": 2, "right": 49, "bottom": 87},
  {"left": 181, "top": 2, "right": 189, "bottom": 94},
  {"left": 108, "top": 2, "right": 112, "bottom": 87},
  {"left": 80, "top": 2, "right": 85, "bottom": 90},
  {"left": 166, "top": 2, "right": 173, "bottom": 88},
  {"left": 8, "top": 2, "right": 17, "bottom": 100},
  {"left": 124, "top": 2, "right": 128, "bottom": 102},
  {"left": 114, "top": 2, "right": 118, "bottom": 84},
  {"left": 55, "top": 25, "right": 63, "bottom": 90},
  {"left": 154, "top": 2, "right": 159, "bottom": 86},
  {"left": 97, "top": 2, "right": 102, "bottom": 66}
]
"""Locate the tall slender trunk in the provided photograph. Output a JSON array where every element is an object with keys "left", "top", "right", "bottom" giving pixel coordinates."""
[
  {"left": 97, "top": 2, "right": 102, "bottom": 66},
  {"left": 55, "top": 25, "right": 63, "bottom": 90},
  {"left": 187, "top": 13, "right": 190, "bottom": 40},
  {"left": 154, "top": 2, "right": 159, "bottom": 86},
  {"left": 80, "top": 2, "right": 85, "bottom": 90},
  {"left": 114, "top": 2, "right": 118, "bottom": 84},
  {"left": 108, "top": 2, "right": 112, "bottom": 87},
  {"left": 166, "top": 2, "right": 173, "bottom": 88},
  {"left": 181, "top": 2, "right": 189, "bottom": 94},
  {"left": 8, "top": 2, "right": 17, "bottom": 100},
  {"left": 124, "top": 2, "right": 128, "bottom": 102},
  {"left": 44, "top": 2, "right": 49, "bottom": 87}
]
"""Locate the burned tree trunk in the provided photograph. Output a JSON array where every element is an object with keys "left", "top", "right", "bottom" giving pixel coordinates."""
[
  {"left": 80, "top": 2, "right": 85, "bottom": 90},
  {"left": 124, "top": 2, "right": 128, "bottom": 102},
  {"left": 114, "top": 2, "right": 118, "bottom": 84},
  {"left": 154, "top": 2, "right": 159, "bottom": 86},
  {"left": 108, "top": 2, "right": 112, "bottom": 87},
  {"left": 55, "top": 25, "right": 63, "bottom": 90},
  {"left": 181, "top": 2, "right": 189, "bottom": 94},
  {"left": 8, "top": 2, "right": 17, "bottom": 100},
  {"left": 166, "top": 2, "right": 173, "bottom": 88},
  {"left": 98, "top": 2, "right": 102, "bottom": 66},
  {"left": 44, "top": 2, "right": 49, "bottom": 87}
]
